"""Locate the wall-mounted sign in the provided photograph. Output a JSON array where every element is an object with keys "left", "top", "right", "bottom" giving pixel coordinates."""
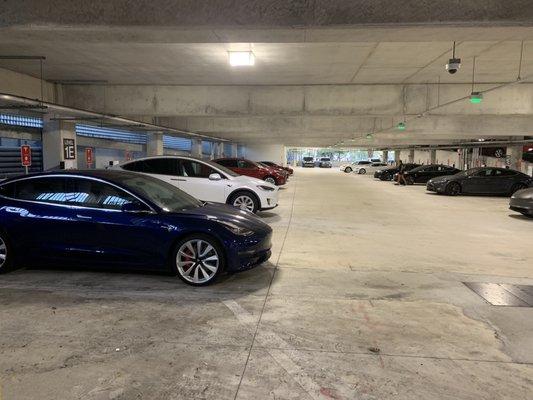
[
  {"left": 21, "top": 145, "right": 32, "bottom": 167},
  {"left": 480, "top": 147, "right": 506, "bottom": 158},
  {"left": 63, "top": 138, "right": 76, "bottom": 160},
  {"left": 85, "top": 147, "right": 94, "bottom": 166}
]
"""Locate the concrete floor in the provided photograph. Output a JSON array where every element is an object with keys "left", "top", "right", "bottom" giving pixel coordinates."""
[{"left": 1, "top": 168, "right": 533, "bottom": 399}]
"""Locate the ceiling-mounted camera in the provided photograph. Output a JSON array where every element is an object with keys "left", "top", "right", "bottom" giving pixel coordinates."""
[
  {"left": 445, "top": 41, "right": 461, "bottom": 74},
  {"left": 446, "top": 58, "right": 461, "bottom": 74}
]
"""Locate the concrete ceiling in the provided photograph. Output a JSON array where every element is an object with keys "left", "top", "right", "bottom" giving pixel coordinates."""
[
  {"left": 2, "top": 1, "right": 533, "bottom": 148},
  {"left": 1, "top": 40, "right": 533, "bottom": 85}
]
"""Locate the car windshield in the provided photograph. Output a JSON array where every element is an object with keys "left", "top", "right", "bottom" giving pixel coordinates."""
[
  {"left": 111, "top": 173, "right": 202, "bottom": 212},
  {"left": 303, "top": 157, "right": 313, "bottom": 161},
  {"left": 204, "top": 159, "right": 239, "bottom": 177}
]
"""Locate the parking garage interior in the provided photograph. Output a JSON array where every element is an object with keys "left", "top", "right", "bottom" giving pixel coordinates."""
[{"left": 1, "top": 2, "right": 533, "bottom": 399}]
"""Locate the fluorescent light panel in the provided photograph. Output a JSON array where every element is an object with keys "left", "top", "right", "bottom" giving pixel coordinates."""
[{"left": 228, "top": 51, "right": 255, "bottom": 66}]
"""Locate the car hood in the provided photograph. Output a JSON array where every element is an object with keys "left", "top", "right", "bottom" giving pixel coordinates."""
[
  {"left": 230, "top": 174, "right": 277, "bottom": 189},
  {"left": 172, "top": 202, "right": 271, "bottom": 231},
  {"left": 512, "top": 187, "right": 533, "bottom": 200}
]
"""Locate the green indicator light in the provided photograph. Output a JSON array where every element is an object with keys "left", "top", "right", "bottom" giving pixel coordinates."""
[
  {"left": 366, "top": 134, "right": 373, "bottom": 139},
  {"left": 470, "top": 92, "right": 483, "bottom": 104},
  {"left": 397, "top": 122, "right": 406, "bottom": 131}
]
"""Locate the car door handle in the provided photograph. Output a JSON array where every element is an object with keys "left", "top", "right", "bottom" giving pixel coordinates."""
[
  {"left": 170, "top": 178, "right": 186, "bottom": 181},
  {"left": 76, "top": 214, "right": 93, "bottom": 220}
]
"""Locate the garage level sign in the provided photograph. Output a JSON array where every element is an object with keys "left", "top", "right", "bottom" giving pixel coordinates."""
[
  {"left": 20, "top": 145, "right": 32, "bottom": 167},
  {"left": 85, "top": 147, "right": 94, "bottom": 166},
  {"left": 63, "top": 138, "right": 76, "bottom": 160}
]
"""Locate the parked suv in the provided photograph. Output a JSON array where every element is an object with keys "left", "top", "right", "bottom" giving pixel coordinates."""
[
  {"left": 115, "top": 156, "right": 278, "bottom": 213},
  {"left": 318, "top": 157, "right": 333, "bottom": 168},
  {"left": 302, "top": 157, "right": 315, "bottom": 168},
  {"left": 213, "top": 158, "right": 287, "bottom": 186}
]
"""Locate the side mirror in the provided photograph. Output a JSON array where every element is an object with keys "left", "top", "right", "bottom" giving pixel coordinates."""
[
  {"left": 209, "top": 173, "right": 222, "bottom": 181},
  {"left": 121, "top": 201, "right": 151, "bottom": 214}
]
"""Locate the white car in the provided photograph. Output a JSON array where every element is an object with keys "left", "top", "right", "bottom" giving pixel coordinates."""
[
  {"left": 354, "top": 162, "right": 388, "bottom": 175},
  {"left": 113, "top": 156, "right": 278, "bottom": 213},
  {"left": 340, "top": 160, "right": 373, "bottom": 173}
]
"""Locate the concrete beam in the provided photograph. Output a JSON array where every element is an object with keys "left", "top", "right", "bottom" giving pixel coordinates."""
[{"left": 61, "top": 83, "right": 533, "bottom": 118}]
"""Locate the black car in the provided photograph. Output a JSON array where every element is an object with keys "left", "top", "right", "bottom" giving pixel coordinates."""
[
  {"left": 401, "top": 164, "right": 461, "bottom": 184},
  {"left": 427, "top": 167, "right": 532, "bottom": 196},
  {"left": 510, "top": 188, "right": 533, "bottom": 217},
  {"left": 374, "top": 164, "right": 420, "bottom": 181}
]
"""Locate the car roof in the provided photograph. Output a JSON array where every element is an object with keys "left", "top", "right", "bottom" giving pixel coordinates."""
[
  {"left": 0, "top": 169, "right": 143, "bottom": 185},
  {"left": 121, "top": 155, "right": 206, "bottom": 164}
]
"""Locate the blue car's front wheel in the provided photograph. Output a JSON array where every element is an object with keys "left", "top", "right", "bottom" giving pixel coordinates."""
[
  {"left": 0, "top": 231, "right": 12, "bottom": 273},
  {"left": 173, "top": 234, "right": 225, "bottom": 286}
]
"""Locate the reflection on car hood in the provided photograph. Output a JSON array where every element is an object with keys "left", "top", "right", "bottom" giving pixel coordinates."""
[
  {"left": 174, "top": 202, "right": 271, "bottom": 231},
  {"left": 429, "top": 175, "right": 456, "bottom": 184},
  {"left": 512, "top": 187, "right": 533, "bottom": 200},
  {"left": 231, "top": 174, "right": 277, "bottom": 188}
]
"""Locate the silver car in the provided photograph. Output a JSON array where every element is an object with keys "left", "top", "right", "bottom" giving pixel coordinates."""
[{"left": 510, "top": 188, "right": 533, "bottom": 217}]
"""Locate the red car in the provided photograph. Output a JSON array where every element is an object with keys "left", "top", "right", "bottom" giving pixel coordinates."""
[
  {"left": 214, "top": 158, "right": 287, "bottom": 186},
  {"left": 261, "top": 161, "right": 294, "bottom": 175}
]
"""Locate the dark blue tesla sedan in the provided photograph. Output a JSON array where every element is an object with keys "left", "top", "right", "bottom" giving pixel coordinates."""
[{"left": 0, "top": 170, "right": 272, "bottom": 286}]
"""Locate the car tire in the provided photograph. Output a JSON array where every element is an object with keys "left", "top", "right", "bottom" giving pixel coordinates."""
[
  {"left": 344, "top": 167, "right": 352, "bottom": 173},
  {"left": 0, "top": 231, "right": 13, "bottom": 273},
  {"left": 172, "top": 234, "right": 225, "bottom": 286},
  {"left": 510, "top": 183, "right": 527, "bottom": 196},
  {"left": 445, "top": 182, "right": 461, "bottom": 196},
  {"left": 228, "top": 191, "right": 260, "bottom": 213},
  {"left": 359, "top": 168, "right": 366, "bottom": 175},
  {"left": 264, "top": 176, "right": 277, "bottom": 185}
]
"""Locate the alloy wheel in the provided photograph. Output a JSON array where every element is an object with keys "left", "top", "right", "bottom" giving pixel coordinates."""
[
  {"left": 0, "top": 236, "right": 7, "bottom": 269},
  {"left": 264, "top": 177, "right": 276, "bottom": 185},
  {"left": 176, "top": 239, "right": 219, "bottom": 284},
  {"left": 233, "top": 195, "right": 255, "bottom": 212}
]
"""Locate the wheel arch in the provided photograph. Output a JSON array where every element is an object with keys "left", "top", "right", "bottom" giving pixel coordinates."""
[{"left": 226, "top": 188, "right": 261, "bottom": 207}]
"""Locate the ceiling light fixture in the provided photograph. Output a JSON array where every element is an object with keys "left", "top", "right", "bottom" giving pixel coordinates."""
[{"left": 228, "top": 51, "right": 255, "bottom": 67}]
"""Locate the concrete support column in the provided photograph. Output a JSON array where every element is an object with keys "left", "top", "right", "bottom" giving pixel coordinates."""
[
  {"left": 429, "top": 149, "right": 436, "bottom": 164},
  {"left": 147, "top": 132, "right": 163, "bottom": 156},
  {"left": 231, "top": 144, "right": 238, "bottom": 158},
  {"left": 42, "top": 117, "right": 77, "bottom": 170},
  {"left": 506, "top": 144, "right": 523, "bottom": 171},
  {"left": 394, "top": 150, "right": 400, "bottom": 164},
  {"left": 213, "top": 142, "right": 223, "bottom": 158},
  {"left": 382, "top": 150, "right": 389, "bottom": 163},
  {"left": 408, "top": 149, "right": 415, "bottom": 163},
  {"left": 191, "top": 138, "right": 202, "bottom": 158}
]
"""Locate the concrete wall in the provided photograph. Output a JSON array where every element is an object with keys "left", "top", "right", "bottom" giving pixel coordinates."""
[
  {"left": 414, "top": 150, "right": 430, "bottom": 165},
  {"left": 436, "top": 150, "right": 460, "bottom": 168},
  {"left": 0, "top": 67, "right": 56, "bottom": 102},
  {"left": 245, "top": 144, "right": 286, "bottom": 165}
]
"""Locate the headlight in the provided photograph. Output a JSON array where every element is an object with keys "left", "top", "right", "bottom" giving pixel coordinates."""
[
  {"left": 218, "top": 220, "right": 254, "bottom": 236},
  {"left": 257, "top": 185, "right": 275, "bottom": 191}
]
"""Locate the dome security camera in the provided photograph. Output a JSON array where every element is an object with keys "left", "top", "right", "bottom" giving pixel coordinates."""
[{"left": 446, "top": 58, "right": 461, "bottom": 74}]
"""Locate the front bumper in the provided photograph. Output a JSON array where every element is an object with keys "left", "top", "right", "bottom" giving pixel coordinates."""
[
  {"left": 427, "top": 182, "right": 446, "bottom": 193},
  {"left": 227, "top": 231, "right": 273, "bottom": 272},
  {"left": 509, "top": 198, "right": 533, "bottom": 215},
  {"left": 258, "top": 188, "right": 279, "bottom": 210},
  {"left": 302, "top": 163, "right": 315, "bottom": 167}
]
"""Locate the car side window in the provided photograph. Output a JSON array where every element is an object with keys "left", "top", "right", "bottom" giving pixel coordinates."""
[
  {"left": 122, "top": 160, "right": 145, "bottom": 172},
  {"left": 494, "top": 169, "right": 516, "bottom": 176},
  {"left": 238, "top": 160, "right": 254, "bottom": 169},
  {"left": 142, "top": 158, "right": 179, "bottom": 175},
  {"left": 0, "top": 182, "right": 15, "bottom": 198},
  {"left": 180, "top": 160, "right": 219, "bottom": 178},
  {"left": 11, "top": 177, "right": 72, "bottom": 204},
  {"left": 475, "top": 169, "right": 492, "bottom": 177},
  {"left": 68, "top": 178, "right": 137, "bottom": 210}
]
